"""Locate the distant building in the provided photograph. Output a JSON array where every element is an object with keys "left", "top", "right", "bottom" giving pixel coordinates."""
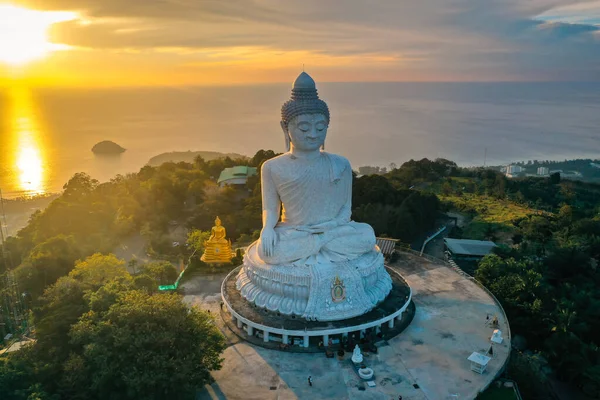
[
  {"left": 506, "top": 165, "right": 523, "bottom": 174},
  {"left": 505, "top": 165, "right": 524, "bottom": 178},
  {"left": 217, "top": 166, "right": 257, "bottom": 187},
  {"left": 537, "top": 167, "right": 549, "bottom": 176},
  {"left": 444, "top": 238, "right": 497, "bottom": 261}
]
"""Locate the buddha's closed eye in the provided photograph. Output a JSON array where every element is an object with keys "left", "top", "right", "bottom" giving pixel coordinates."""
[{"left": 298, "top": 123, "right": 310, "bottom": 132}]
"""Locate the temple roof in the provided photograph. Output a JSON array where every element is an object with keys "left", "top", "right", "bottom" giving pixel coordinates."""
[
  {"left": 444, "top": 238, "right": 497, "bottom": 257},
  {"left": 217, "top": 166, "right": 257, "bottom": 184}
]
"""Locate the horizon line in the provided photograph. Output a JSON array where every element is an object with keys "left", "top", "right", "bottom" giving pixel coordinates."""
[{"left": 2, "top": 80, "right": 599, "bottom": 90}]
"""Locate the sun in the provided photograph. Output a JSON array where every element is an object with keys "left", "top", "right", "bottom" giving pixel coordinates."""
[{"left": 0, "top": 4, "right": 77, "bottom": 65}]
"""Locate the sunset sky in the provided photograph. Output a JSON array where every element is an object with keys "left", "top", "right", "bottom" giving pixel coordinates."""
[{"left": 1, "top": 0, "right": 599, "bottom": 86}]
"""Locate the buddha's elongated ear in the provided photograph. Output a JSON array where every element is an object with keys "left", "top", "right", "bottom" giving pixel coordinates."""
[
  {"left": 280, "top": 120, "right": 291, "bottom": 151},
  {"left": 321, "top": 122, "right": 328, "bottom": 151}
]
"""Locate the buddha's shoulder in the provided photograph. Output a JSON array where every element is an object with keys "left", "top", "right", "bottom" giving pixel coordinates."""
[
  {"left": 323, "top": 152, "right": 351, "bottom": 170},
  {"left": 261, "top": 153, "right": 293, "bottom": 171},
  {"left": 261, "top": 152, "right": 351, "bottom": 171}
]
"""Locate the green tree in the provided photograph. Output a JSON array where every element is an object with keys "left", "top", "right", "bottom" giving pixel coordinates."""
[
  {"left": 140, "top": 261, "right": 178, "bottom": 285},
  {"left": 186, "top": 229, "right": 210, "bottom": 255},
  {"left": 520, "top": 216, "right": 553, "bottom": 255},
  {"left": 69, "top": 291, "right": 226, "bottom": 399},
  {"left": 33, "top": 253, "right": 130, "bottom": 356},
  {"left": 132, "top": 274, "right": 158, "bottom": 293},
  {"left": 29, "top": 276, "right": 89, "bottom": 393},
  {"left": 68, "top": 253, "right": 130, "bottom": 289},
  {"left": 62, "top": 173, "right": 99, "bottom": 199},
  {"left": 441, "top": 181, "right": 453, "bottom": 196},
  {"left": 0, "top": 349, "right": 46, "bottom": 400},
  {"left": 14, "top": 235, "right": 81, "bottom": 297},
  {"left": 250, "top": 149, "right": 279, "bottom": 167}
]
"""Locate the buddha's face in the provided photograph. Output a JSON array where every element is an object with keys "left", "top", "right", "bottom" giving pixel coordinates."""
[{"left": 287, "top": 113, "right": 328, "bottom": 152}]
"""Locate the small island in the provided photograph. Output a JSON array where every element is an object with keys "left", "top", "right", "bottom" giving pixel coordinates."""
[{"left": 92, "top": 140, "right": 126, "bottom": 155}]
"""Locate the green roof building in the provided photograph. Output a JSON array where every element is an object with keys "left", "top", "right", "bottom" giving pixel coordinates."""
[{"left": 217, "top": 166, "right": 257, "bottom": 187}]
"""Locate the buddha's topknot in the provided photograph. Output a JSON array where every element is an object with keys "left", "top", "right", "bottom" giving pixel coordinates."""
[{"left": 281, "top": 72, "right": 330, "bottom": 130}]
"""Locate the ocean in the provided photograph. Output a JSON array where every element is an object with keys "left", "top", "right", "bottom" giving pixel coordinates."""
[{"left": 1, "top": 82, "right": 599, "bottom": 199}]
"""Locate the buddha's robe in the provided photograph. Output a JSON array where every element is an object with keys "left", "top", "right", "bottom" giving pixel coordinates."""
[{"left": 257, "top": 152, "right": 376, "bottom": 266}]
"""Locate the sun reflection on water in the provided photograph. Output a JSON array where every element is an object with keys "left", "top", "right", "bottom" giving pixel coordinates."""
[{"left": 9, "top": 88, "right": 46, "bottom": 196}]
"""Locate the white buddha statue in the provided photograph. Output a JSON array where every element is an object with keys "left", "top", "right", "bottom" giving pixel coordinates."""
[
  {"left": 352, "top": 345, "right": 364, "bottom": 364},
  {"left": 236, "top": 72, "right": 392, "bottom": 321}
]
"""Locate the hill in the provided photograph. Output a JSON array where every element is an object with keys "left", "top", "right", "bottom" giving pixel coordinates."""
[{"left": 147, "top": 151, "right": 248, "bottom": 166}]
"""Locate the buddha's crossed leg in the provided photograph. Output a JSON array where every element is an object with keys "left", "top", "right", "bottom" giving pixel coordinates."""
[{"left": 258, "top": 221, "right": 376, "bottom": 265}]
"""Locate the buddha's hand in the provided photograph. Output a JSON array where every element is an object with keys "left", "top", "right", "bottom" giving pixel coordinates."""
[
  {"left": 296, "top": 220, "right": 338, "bottom": 234},
  {"left": 260, "top": 227, "right": 277, "bottom": 257}
]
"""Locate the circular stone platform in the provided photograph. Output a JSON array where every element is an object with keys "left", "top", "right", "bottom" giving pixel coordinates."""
[
  {"left": 221, "top": 265, "right": 413, "bottom": 350},
  {"left": 194, "top": 252, "right": 511, "bottom": 399}
]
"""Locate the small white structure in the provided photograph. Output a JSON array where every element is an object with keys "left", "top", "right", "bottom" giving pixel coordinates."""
[
  {"left": 358, "top": 366, "right": 374, "bottom": 380},
  {"left": 352, "top": 345, "right": 364, "bottom": 364},
  {"left": 491, "top": 329, "right": 503, "bottom": 344},
  {"left": 537, "top": 167, "right": 549, "bottom": 176},
  {"left": 468, "top": 352, "right": 491, "bottom": 374}
]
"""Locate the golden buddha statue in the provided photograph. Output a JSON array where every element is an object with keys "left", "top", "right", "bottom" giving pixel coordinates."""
[{"left": 201, "top": 216, "right": 233, "bottom": 264}]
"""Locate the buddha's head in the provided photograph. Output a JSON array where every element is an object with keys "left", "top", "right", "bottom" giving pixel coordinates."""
[
  {"left": 281, "top": 72, "right": 330, "bottom": 152},
  {"left": 215, "top": 216, "right": 222, "bottom": 226}
]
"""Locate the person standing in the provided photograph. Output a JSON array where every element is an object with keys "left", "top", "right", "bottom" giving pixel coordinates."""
[{"left": 308, "top": 376, "right": 313, "bottom": 387}]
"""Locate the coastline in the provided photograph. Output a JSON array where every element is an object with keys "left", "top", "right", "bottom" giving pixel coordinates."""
[
  {"left": 3, "top": 153, "right": 599, "bottom": 239},
  {"left": 1, "top": 194, "right": 59, "bottom": 238}
]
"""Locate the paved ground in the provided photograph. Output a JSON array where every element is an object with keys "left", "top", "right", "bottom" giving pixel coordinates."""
[
  {"left": 181, "top": 270, "right": 231, "bottom": 314},
  {"left": 182, "top": 252, "right": 510, "bottom": 400}
]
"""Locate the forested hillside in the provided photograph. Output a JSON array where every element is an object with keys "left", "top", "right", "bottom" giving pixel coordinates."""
[
  {"left": 397, "top": 160, "right": 600, "bottom": 399},
  {"left": 7, "top": 152, "right": 599, "bottom": 398},
  {"left": 0, "top": 150, "right": 441, "bottom": 399}
]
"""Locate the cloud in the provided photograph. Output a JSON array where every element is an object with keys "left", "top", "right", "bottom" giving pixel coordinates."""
[
  {"left": 14, "top": 0, "right": 600, "bottom": 82},
  {"left": 535, "top": 1, "right": 600, "bottom": 25},
  {"left": 536, "top": 21, "right": 599, "bottom": 38}
]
